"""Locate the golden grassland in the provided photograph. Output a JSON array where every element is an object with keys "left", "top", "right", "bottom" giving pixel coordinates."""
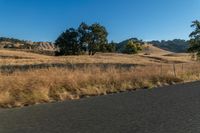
[
  {"left": 0, "top": 48, "right": 193, "bottom": 66},
  {"left": 0, "top": 47, "right": 199, "bottom": 108}
]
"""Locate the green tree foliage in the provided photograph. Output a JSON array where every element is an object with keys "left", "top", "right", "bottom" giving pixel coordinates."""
[
  {"left": 123, "top": 40, "right": 143, "bottom": 54},
  {"left": 117, "top": 38, "right": 144, "bottom": 52},
  {"left": 55, "top": 22, "right": 108, "bottom": 56},
  {"left": 87, "top": 23, "right": 108, "bottom": 55},
  {"left": 78, "top": 22, "right": 90, "bottom": 52},
  {"left": 188, "top": 20, "right": 200, "bottom": 59},
  {"left": 55, "top": 28, "right": 82, "bottom": 55},
  {"left": 107, "top": 41, "right": 117, "bottom": 52},
  {"left": 98, "top": 41, "right": 116, "bottom": 53}
]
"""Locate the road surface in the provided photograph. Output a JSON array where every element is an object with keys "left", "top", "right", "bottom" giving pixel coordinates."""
[{"left": 1, "top": 81, "right": 200, "bottom": 133}]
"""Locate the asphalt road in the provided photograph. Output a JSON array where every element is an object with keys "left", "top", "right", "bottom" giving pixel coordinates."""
[{"left": 1, "top": 81, "right": 200, "bottom": 133}]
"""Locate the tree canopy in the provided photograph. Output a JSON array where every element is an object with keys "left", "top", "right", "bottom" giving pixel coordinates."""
[
  {"left": 188, "top": 20, "right": 200, "bottom": 59},
  {"left": 55, "top": 28, "right": 82, "bottom": 55},
  {"left": 123, "top": 40, "right": 143, "bottom": 54},
  {"left": 116, "top": 38, "right": 144, "bottom": 53},
  {"left": 55, "top": 22, "right": 109, "bottom": 56}
]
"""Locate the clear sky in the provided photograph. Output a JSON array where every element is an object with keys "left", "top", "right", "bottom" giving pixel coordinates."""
[{"left": 0, "top": 0, "right": 199, "bottom": 42}]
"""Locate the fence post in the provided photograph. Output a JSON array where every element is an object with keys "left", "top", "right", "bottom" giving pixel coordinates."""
[
  {"left": 173, "top": 64, "right": 176, "bottom": 77},
  {"left": 182, "top": 64, "right": 184, "bottom": 74}
]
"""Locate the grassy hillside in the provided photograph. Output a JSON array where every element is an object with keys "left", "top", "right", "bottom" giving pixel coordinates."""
[
  {"left": 117, "top": 38, "right": 189, "bottom": 53},
  {"left": 0, "top": 48, "right": 192, "bottom": 67},
  {"left": 0, "top": 37, "right": 56, "bottom": 54},
  {"left": 142, "top": 44, "right": 172, "bottom": 55},
  {"left": 0, "top": 48, "right": 199, "bottom": 108}
]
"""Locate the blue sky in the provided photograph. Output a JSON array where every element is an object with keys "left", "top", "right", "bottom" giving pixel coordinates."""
[{"left": 0, "top": 0, "right": 199, "bottom": 42}]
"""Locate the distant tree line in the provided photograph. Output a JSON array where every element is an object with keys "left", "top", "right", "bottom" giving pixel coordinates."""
[
  {"left": 149, "top": 39, "right": 189, "bottom": 53},
  {"left": 55, "top": 22, "right": 116, "bottom": 56},
  {"left": 0, "top": 37, "right": 28, "bottom": 45}
]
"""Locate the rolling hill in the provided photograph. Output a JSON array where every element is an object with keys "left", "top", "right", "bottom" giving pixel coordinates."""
[
  {"left": 148, "top": 39, "right": 189, "bottom": 53},
  {"left": 141, "top": 44, "right": 172, "bottom": 55},
  {"left": 0, "top": 37, "right": 56, "bottom": 51},
  {"left": 116, "top": 38, "right": 144, "bottom": 52}
]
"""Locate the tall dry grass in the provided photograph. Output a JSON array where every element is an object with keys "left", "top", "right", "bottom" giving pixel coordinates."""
[
  {"left": 0, "top": 49, "right": 199, "bottom": 108},
  {"left": 1, "top": 63, "right": 200, "bottom": 108}
]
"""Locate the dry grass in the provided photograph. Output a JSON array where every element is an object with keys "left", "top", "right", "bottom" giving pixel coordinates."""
[
  {"left": 0, "top": 63, "right": 200, "bottom": 108},
  {"left": 0, "top": 48, "right": 193, "bottom": 66},
  {"left": 0, "top": 48, "right": 199, "bottom": 108}
]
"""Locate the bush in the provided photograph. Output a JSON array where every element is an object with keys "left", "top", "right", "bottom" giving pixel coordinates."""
[{"left": 123, "top": 40, "right": 143, "bottom": 54}]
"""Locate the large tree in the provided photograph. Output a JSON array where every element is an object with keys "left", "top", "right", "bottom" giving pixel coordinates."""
[
  {"left": 87, "top": 23, "right": 108, "bottom": 55},
  {"left": 55, "top": 22, "right": 108, "bottom": 56},
  {"left": 78, "top": 22, "right": 90, "bottom": 52},
  {"left": 55, "top": 28, "right": 82, "bottom": 55},
  {"left": 188, "top": 20, "right": 200, "bottom": 59}
]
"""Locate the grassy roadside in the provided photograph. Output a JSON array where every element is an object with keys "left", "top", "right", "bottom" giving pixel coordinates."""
[
  {"left": 0, "top": 48, "right": 198, "bottom": 108},
  {"left": 0, "top": 63, "right": 200, "bottom": 108}
]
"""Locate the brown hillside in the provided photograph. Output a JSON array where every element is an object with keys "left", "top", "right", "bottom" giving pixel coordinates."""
[{"left": 142, "top": 44, "right": 172, "bottom": 55}]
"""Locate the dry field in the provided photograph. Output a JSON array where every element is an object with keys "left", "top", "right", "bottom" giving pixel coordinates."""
[
  {"left": 0, "top": 45, "right": 199, "bottom": 108},
  {"left": 0, "top": 45, "right": 193, "bottom": 66}
]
